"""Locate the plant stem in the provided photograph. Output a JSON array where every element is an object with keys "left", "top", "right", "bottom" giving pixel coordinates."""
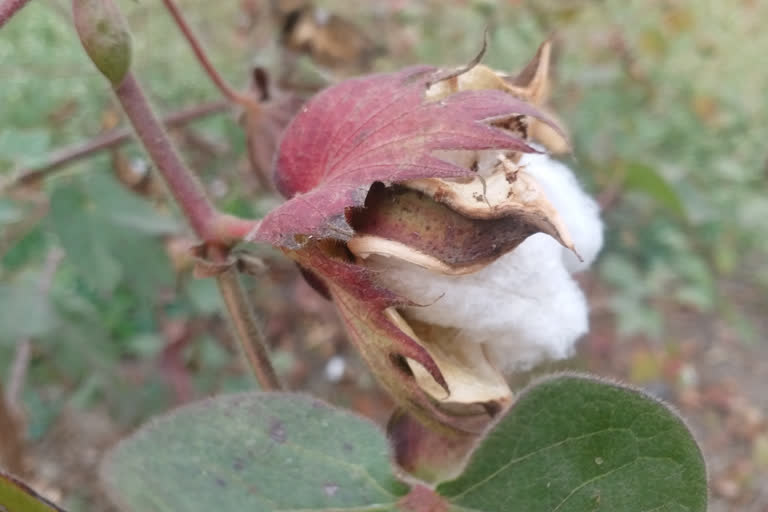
[
  {"left": 5, "top": 100, "right": 229, "bottom": 190},
  {"left": 215, "top": 257, "right": 282, "bottom": 391},
  {"left": 0, "top": 0, "right": 32, "bottom": 29},
  {"left": 161, "top": 0, "right": 261, "bottom": 113},
  {"left": 0, "top": 383, "right": 26, "bottom": 477},
  {"left": 72, "top": 0, "right": 278, "bottom": 389},
  {"left": 6, "top": 249, "right": 63, "bottom": 411},
  {"left": 112, "top": 72, "right": 276, "bottom": 387},
  {"left": 114, "top": 72, "right": 220, "bottom": 240}
]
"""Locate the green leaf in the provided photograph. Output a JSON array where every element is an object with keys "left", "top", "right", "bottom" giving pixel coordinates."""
[
  {"left": 0, "top": 470, "right": 66, "bottom": 512},
  {"left": 48, "top": 175, "right": 177, "bottom": 296},
  {"left": 0, "top": 282, "right": 56, "bottom": 344},
  {"left": 82, "top": 173, "right": 178, "bottom": 235},
  {"left": 439, "top": 375, "right": 707, "bottom": 512},
  {"left": 48, "top": 185, "right": 122, "bottom": 294},
  {"left": 0, "top": 129, "right": 50, "bottom": 168},
  {"left": 103, "top": 230, "right": 174, "bottom": 299},
  {"left": 1, "top": 227, "right": 47, "bottom": 271},
  {"left": 185, "top": 278, "right": 224, "bottom": 314},
  {"left": 623, "top": 163, "right": 687, "bottom": 219},
  {"left": 102, "top": 392, "right": 408, "bottom": 512},
  {"left": 0, "top": 199, "right": 23, "bottom": 224}
]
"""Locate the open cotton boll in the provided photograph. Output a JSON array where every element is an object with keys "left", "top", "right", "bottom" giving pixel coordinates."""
[{"left": 367, "top": 154, "right": 603, "bottom": 373}]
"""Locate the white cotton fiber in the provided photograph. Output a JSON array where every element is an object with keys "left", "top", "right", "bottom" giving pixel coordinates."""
[
  {"left": 369, "top": 154, "right": 603, "bottom": 373},
  {"left": 518, "top": 152, "right": 603, "bottom": 273}
]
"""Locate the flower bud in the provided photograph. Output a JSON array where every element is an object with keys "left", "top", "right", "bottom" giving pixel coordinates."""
[{"left": 73, "top": 0, "right": 132, "bottom": 86}]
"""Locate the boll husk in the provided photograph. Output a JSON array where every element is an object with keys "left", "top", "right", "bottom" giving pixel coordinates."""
[{"left": 252, "top": 40, "right": 602, "bottom": 432}]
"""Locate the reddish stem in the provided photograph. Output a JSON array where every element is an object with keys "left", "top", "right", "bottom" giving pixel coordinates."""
[
  {"left": 215, "top": 257, "right": 282, "bottom": 391},
  {"left": 114, "top": 72, "right": 220, "bottom": 241},
  {"left": 211, "top": 214, "right": 261, "bottom": 243},
  {"left": 0, "top": 0, "right": 32, "bottom": 29},
  {"left": 161, "top": 0, "right": 261, "bottom": 113},
  {"left": 112, "top": 72, "right": 274, "bottom": 389},
  {"left": 0, "top": 383, "right": 26, "bottom": 477}
]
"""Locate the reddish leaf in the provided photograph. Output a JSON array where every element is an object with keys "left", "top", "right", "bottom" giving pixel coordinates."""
[
  {"left": 251, "top": 66, "right": 555, "bottom": 247},
  {"left": 288, "top": 243, "right": 444, "bottom": 386},
  {"left": 241, "top": 67, "right": 307, "bottom": 192},
  {"left": 388, "top": 409, "right": 482, "bottom": 483}
]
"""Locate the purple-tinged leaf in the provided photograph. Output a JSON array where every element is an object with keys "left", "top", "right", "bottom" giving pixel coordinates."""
[{"left": 251, "top": 66, "right": 556, "bottom": 248}]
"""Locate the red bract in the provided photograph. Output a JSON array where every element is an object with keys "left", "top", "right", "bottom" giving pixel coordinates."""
[{"left": 251, "top": 65, "right": 552, "bottom": 247}]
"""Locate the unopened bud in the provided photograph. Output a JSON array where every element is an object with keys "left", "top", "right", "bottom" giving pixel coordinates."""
[{"left": 73, "top": 0, "right": 132, "bottom": 85}]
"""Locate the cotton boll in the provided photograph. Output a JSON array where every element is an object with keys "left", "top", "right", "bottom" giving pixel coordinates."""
[
  {"left": 519, "top": 152, "right": 603, "bottom": 273},
  {"left": 369, "top": 233, "right": 590, "bottom": 373},
  {"left": 363, "top": 152, "right": 602, "bottom": 374}
]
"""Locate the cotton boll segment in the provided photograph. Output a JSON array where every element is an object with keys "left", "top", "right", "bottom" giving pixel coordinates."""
[
  {"left": 520, "top": 152, "right": 603, "bottom": 273},
  {"left": 364, "top": 153, "right": 602, "bottom": 374},
  {"left": 369, "top": 233, "right": 589, "bottom": 374}
]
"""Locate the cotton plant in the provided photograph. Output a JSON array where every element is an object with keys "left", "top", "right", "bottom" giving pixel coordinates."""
[{"left": 0, "top": 2, "right": 707, "bottom": 510}]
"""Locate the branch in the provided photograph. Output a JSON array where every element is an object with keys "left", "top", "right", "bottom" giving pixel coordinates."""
[
  {"left": 114, "top": 74, "right": 260, "bottom": 243},
  {"left": 161, "top": 0, "right": 261, "bottom": 113},
  {"left": 215, "top": 258, "right": 282, "bottom": 391},
  {"left": 0, "top": 0, "right": 32, "bottom": 29},
  {"left": 5, "top": 100, "right": 229, "bottom": 190},
  {"left": 0, "top": 383, "right": 26, "bottom": 477},
  {"left": 114, "top": 72, "right": 221, "bottom": 240},
  {"left": 114, "top": 75, "right": 278, "bottom": 389}
]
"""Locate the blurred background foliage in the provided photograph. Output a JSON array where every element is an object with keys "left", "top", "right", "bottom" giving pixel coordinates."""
[{"left": 1, "top": 0, "right": 767, "bottom": 510}]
